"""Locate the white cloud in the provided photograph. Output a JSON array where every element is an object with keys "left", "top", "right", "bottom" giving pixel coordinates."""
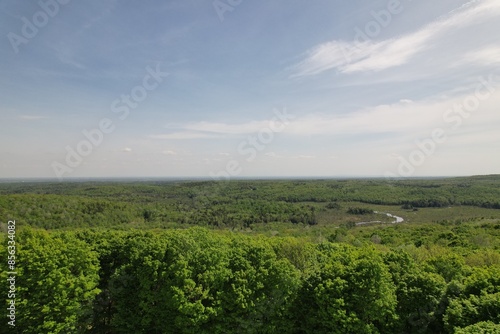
[
  {"left": 162, "top": 150, "right": 177, "bottom": 155},
  {"left": 19, "top": 115, "right": 48, "bottom": 121},
  {"left": 183, "top": 120, "right": 271, "bottom": 134},
  {"left": 151, "top": 120, "right": 275, "bottom": 140},
  {"left": 159, "top": 81, "right": 500, "bottom": 142},
  {"left": 447, "top": 129, "right": 500, "bottom": 147},
  {"left": 291, "top": 0, "right": 500, "bottom": 76},
  {"left": 155, "top": 102, "right": 427, "bottom": 139},
  {"left": 122, "top": 147, "right": 132, "bottom": 152},
  {"left": 457, "top": 46, "right": 500, "bottom": 66},
  {"left": 150, "top": 132, "right": 222, "bottom": 140}
]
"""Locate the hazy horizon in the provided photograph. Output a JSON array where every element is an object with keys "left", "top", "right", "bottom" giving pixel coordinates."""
[
  {"left": 1, "top": 0, "right": 499, "bottom": 179},
  {"left": 2, "top": 173, "right": 499, "bottom": 183}
]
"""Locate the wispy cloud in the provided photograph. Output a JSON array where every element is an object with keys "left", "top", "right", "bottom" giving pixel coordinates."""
[
  {"left": 183, "top": 120, "right": 271, "bottom": 134},
  {"left": 285, "top": 86, "right": 500, "bottom": 137},
  {"left": 161, "top": 101, "right": 442, "bottom": 138},
  {"left": 150, "top": 132, "right": 222, "bottom": 140},
  {"left": 151, "top": 120, "right": 277, "bottom": 140},
  {"left": 265, "top": 152, "right": 278, "bottom": 158},
  {"left": 456, "top": 46, "right": 500, "bottom": 66},
  {"left": 162, "top": 150, "right": 177, "bottom": 155},
  {"left": 155, "top": 82, "right": 500, "bottom": 141},
  {"left": 291, "top": 0, "right": 500, "bottom": 77},
  {"left": 19, "top": 115, "right": 48, "bottom": 121}
]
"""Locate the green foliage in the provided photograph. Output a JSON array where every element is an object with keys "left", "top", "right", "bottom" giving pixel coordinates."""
[
  {"left": 291, "top": 243, "right": 397, "bottom": 333},
  {"left": 424, "top": 253, "right": 467, "bottom": 283},
  {"left": 1, "top": 229, "right": 100, "bottom": 333},
  {"left": 1, "top": 176, "right": 500, "bottom": 333},
  {"left": 2, "top": 225, "right": 500, "bottom": 333},
  {"left": 326, "top": 201, "right": 342, "bottom": 209},
  {"left": 444, "top": 266, "right": 500, "bottom": 332},
  {"left": 2, "top": 175, "right": 500, "bottom": 230},
  {"left": 76, "top": 229, "right": 300, "bottom": 333},
  {"left": 454, "top": 321, "right": 500, "bottom": 334},
  {"left": 383, "top": 251, "right": 447, "bottom": 333},
  {"left": 395, "top": 270, "right": 446, "bottom": 333},
  {"left": 347, "top": 207, "right": 374, "bottom": 215}
]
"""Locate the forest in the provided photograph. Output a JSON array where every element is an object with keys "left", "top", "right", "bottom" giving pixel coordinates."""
[{"left": 1, "top": 175, "right": 500, "bottom": 333}]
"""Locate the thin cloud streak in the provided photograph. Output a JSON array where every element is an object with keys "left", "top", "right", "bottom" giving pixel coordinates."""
[
  {"left": 184, "top": 120, "right": 271, "bottom": 134},
  {"left": 150, "top": 132, "right": 223, "bottom": 140},
  {"left": 291, "top": 0, "right": 500, "bottom": 77},
  {"left": 456, "top": 46, "right": 500, "bottom": 66},
  {"left": 19, "top": 115, "right": 49, "bottom": 121},
  {"left": 156, "top": 86, "right": 500, "bottom": 140}
]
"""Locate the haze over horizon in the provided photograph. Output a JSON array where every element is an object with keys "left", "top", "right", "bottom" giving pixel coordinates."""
[{"left": 1, "top": 0, "right": 500, "bottom": 179}]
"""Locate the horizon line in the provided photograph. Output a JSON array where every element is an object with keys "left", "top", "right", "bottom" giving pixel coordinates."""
[{"left": 1, "top": 174, "right": 499, "bottom": 183}]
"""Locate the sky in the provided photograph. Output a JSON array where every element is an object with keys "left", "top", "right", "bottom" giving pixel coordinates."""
[{"left": 1, "top": 0, "right": 499, "bottom": 179}]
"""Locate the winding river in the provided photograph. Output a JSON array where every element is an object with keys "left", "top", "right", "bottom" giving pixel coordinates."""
[{"left": 355, "top": 211, "right": 404, "bottom": 226}]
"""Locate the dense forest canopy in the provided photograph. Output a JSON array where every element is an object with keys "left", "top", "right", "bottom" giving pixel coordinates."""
[
  {"left": 1, "top": 175, "right": 500, "bottom": 230},
  {"left": 1, "top": 175, "right": 500, "bottom": 333}
]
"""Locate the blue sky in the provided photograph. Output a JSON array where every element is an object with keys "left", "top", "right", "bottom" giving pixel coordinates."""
[{"left": 1, "top": 0, "right": 499, "bottom": 179}]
